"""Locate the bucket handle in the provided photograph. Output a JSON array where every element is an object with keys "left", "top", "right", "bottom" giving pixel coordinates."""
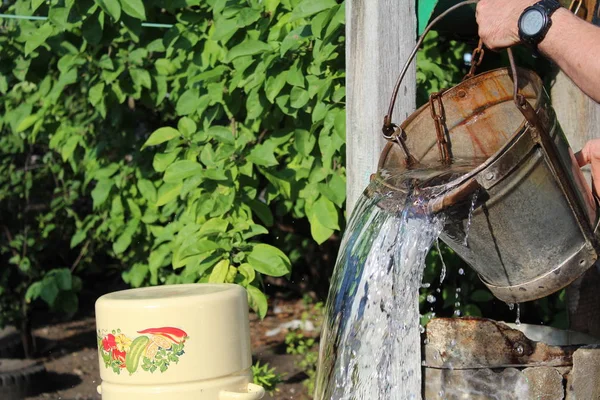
[{"left": 381, "top": 0, "right": 540, "bottom": 154}]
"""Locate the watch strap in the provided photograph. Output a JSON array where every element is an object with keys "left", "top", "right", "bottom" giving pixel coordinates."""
[
  {"left": 519, "top": 0, "right": 562, "bottom": 50},
  {"left": 537, "top": 0, "right": 561, "bottom": 14}
]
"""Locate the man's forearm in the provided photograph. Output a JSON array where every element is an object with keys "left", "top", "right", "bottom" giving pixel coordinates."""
[{"left": 540, "top": 8, "right": 600, "bottom": 103}]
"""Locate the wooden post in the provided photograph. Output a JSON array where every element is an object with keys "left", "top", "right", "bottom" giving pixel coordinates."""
[
  {"left": 346, "top": 0, "right": 417, "bottom": 213},
  {"left": 551, "top": 72, "right": 600, "bottom": 337}
]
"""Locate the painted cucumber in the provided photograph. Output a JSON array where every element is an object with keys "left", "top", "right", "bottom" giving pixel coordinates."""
[{"left": 126, "top": 335, "right": 150, "bottom": 374}]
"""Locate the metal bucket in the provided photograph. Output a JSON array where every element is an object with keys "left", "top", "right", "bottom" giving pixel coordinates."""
[{"left": 374, "top": 2, "right": 600, "bottom": 303}]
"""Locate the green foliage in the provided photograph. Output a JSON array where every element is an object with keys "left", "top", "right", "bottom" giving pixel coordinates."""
[
  {"left": 0, "top": 0, "right": 345, "bottom": 327},
  {"left": 416, "top": 31, "right": 468, "bottom": 105},
  {"left": 284, "top": 298, "right": 323, "bottom": 394},
  {"left": 252, "top": 361, "right": 284, "bottom": 395}
]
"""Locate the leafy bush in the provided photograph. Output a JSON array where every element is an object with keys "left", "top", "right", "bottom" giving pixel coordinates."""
[
  {"left": 0, "top": 0, "right": 346, "bottom": 336},
  {"left": 252, "top": 361, "right": 285, "bottom": 396}
]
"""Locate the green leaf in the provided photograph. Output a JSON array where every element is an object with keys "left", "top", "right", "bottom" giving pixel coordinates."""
[
  {"left": 16, "top": 114, "right": 39, "bottom": 133},
  {"left": 247, "top": 141, "right": 278, "bottom": 167},
  {"left": 131, "top": 68, "right": 152, "bottom": 89},
  {"left": 248, "top": 200, "right": 274, "bottom": 227},
  {"left": 212, "top": 18, "right": 238, "bottom": 42},
  {"left": 248, "top": 244, "right": 290, "bottom": 277},
  {"left": 281, "top": 25, "right": 312, "bottom": 56},
  {"left": 164, "top": 161, "right": 203, "bottom": 183},
  {"left": 138, "top": 179, "right": 157, "bottom": 204},
  {"left": 321, "top": 172, "right": 346, "bottom": 208},
  {"left": 290, "top": 86, "right": 310, "bottom": 109},
  {"left": 227, "top": 40, "right": 271, "bottom": 62},
  {"left": 238, "top": 263, "right": 256, "bottom": 285},
  {"left": 49, "top": 7, "right": 70, "bottom": 30},
  {"left": 237, "top": 8, "right": 261, "bottom": 27},
  {"left": 176, "top": 89, "right": 201, "bottom": 116},
  {"left": 310, "top": 196, "right": 339, "bottom": 230},
  {"left": 113, "top": 219, "right": 140, "bottom": 254},
  {"left": 308, "top": 216, "right": 333, "bottom": 245},
  {"left": 25, "top": 23, "right": 54, "bottom": 55},
  {"left": 294, "top": 129, "right": 316, "bottom": 156},
  {"left": 31, "top": 0, "right": 46, "bottom": 12},
  {"left": 153, "top": 149, "right": 181, "bottom": 172},
  {"left": 247, "top": 285, "right": 268, "bottom": 319},
  {"left": 155, "top": 59, "right": 176, "bottom": 75},
  {"left": 40, "top": 279, "right": 60, "bottom": 306},
  {"left": 123, "top": 264, "right": 148, "bottom": 287},
  {"left": 49, "top": 269, "right": 72, "bottom": 291},
  {"left": 143, "top": 127, "right": 180, "bottom": 149},
  {"left": 265, "top": 71, "right": 288, "bottom": 103},
  {"left": 25, "top": 282, "right": 43, "bottom": 303},
  {"left": 209, "top": 259, "right": 230, "bottom": 283},
  {"left": 89, "top": 82, "right": 105, "bottom": 106},
  {"left": 199, "top": 218, "right": 229, "bottom": 235},
  {"left": 156, "top": 182, "right": 182, "bottom": 206},
  {"left": 127, "top": 199, "right": 142, "bottom": 218},
  {"left": 178, "top": 117, "right": 197, "bottom": 137},
  {"left": 334, "top": 108, "right": 346, "bottom": 140},
  {"left": 470, "top": 290, "right": 494, "bottom": 303},
  {"left": 120, "top": 0, "right": 146, "bottom": 20},
  {"left": 287, "top": 60, "right": 304, "bottom": 87},
  {"left": 208, "top": 126, "right": 235, "bottom": 144},
  {"left": 96, "top": 0, "right": 121, "bottom": 21},
  {"left": 290, "top": 0, "right": 337, "bottom": 21},
  {"left": 70, "top": 230, "right": 87, "bottom": 248},
  {"left": 92, "top": 180, "right": 113, "bottom": 208}
]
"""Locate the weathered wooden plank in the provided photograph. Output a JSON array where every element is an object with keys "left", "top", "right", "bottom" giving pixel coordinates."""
[
  {"left": 346, "top": 0, "right": 417, "bottom": 213},
  {"left": 551, "top": 72, "right": 600, "bottom": 338}
]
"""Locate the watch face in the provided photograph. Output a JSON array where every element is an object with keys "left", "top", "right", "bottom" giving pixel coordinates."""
[{"left": 521, "top": 9, "right": 545, "bottom": 36}]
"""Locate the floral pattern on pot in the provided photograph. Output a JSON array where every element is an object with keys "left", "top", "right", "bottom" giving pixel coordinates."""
[{"left": 97, "top": 327, "right": 189, "bottom": 374}]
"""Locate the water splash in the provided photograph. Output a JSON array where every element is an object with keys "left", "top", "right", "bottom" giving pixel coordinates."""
[
  {"left": 314, "top": 175, "right": 446, "bottom": 400},
  {"left": 462, "top": 189, "right": 480, "bottom": 246},
  {"left": 436, "top": 239, "right": 448, "bottom": 284}
]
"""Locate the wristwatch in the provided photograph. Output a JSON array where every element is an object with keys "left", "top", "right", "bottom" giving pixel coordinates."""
[{"left": 518, "top": 0, "right": 562, "bottom": 50}]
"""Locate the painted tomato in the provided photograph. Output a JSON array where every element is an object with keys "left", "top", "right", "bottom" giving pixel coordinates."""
[
  {"left": 112, "top": 348, "right": 127, "bottom": 368},
  {"left": 102, "top": 334, "right": 117, "bottom": 352}
]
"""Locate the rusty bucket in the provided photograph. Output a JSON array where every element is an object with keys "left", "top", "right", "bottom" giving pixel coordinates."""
[{"left": 374, "top": 2, "right": 600, "bottom": 303}]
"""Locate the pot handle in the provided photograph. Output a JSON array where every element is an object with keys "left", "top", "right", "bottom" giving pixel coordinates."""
[
  {"left": 219, "top": 383, "right": 265, "bottom": 400},
  {"left": 382, "top": 0, "right": 539, "bottom": 143}
]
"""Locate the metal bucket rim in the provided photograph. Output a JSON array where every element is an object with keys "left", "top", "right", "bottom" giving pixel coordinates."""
[{"left": 377, "top": 67, "right": 544, "bottom": 203}]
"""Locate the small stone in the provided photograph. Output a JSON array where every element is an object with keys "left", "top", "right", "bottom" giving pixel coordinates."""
[
  {"left": 522, "top": 367, "right": 564, "bottom": 400},
  {"left": 566, "top": 346, "right": 600, "bottom": 399}
]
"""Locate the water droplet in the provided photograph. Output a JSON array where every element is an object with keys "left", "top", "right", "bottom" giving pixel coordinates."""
[
  {"left": 507, "top": 303, "right": 515, "bottom": 311},
  {"left": 421, "top": 282, "right": 431, "bottom": 288},
  {"left": 456, "top": 287, "right": 461, "bottom": 293},
  {"left": 426, "top": 294, "right": 436, "bottom": 303},
  {"left": 515, "top": 303, "right": 521, "bottom": 326},
  {"left": 514, "top": 343, "right": 524, "bottom": 356},
  {"left": 454, "top": 309, "right": 461, "bottom": 316},
  {"left": 436, "top": 288, "right": 441, "bottom": 293},
  {"left": 458, "top": 268, "right": 465, "bottom": 275}
]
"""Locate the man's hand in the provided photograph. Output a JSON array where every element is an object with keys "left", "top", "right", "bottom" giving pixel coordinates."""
[
  {"left": 576, "top": 139, "right": 600, "bottom": 197},
  {"left": 476, "top": 0, "right": 537, "bottom": 50}
]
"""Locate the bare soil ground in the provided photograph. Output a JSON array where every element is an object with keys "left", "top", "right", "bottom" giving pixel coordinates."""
[{"left": 21, "top": 297, "right": 317, "bottom": 400}]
